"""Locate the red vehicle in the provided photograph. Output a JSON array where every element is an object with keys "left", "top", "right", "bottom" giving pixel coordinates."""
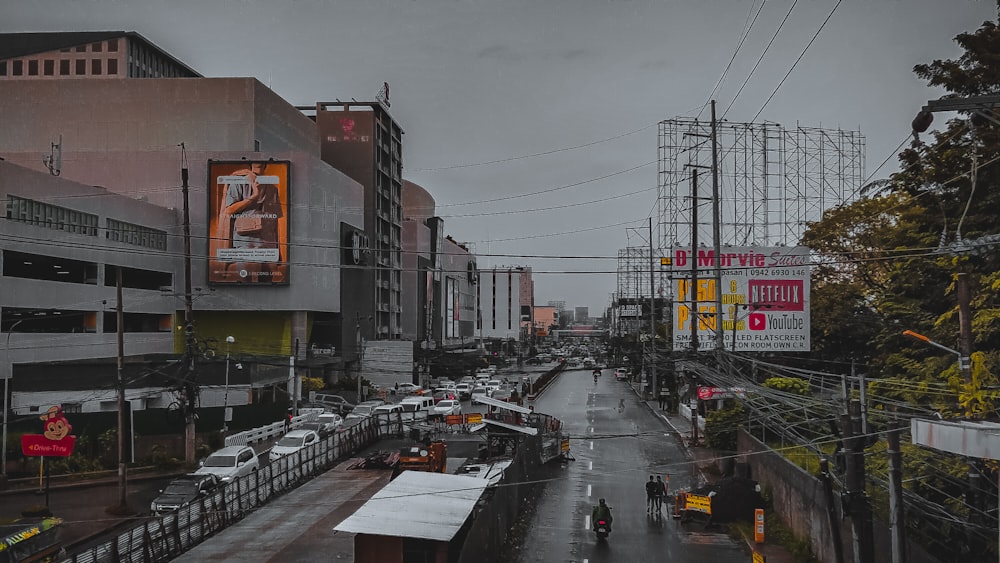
[{"left": 432, "top": 390, "right": 457, "bottom": 404}]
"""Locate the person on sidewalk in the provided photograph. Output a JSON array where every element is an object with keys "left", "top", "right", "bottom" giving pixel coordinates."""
[
  {"left": 654, "top": 475, "right": 667, "bottom": 512},
  {"left": 645, "top": 475, "right": 657, "bottom": 513},
  {"left": 657, "top": 391, "right": 667, "bottom": 410}
]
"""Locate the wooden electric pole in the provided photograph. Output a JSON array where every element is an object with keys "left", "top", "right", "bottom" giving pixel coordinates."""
[{"left": 181, "top": 145, "right": 197, "bottom": 464}]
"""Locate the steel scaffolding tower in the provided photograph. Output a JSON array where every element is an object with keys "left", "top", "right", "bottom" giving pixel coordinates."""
[{"left": 657, "top": 119, "right": 865, "bottom": 250}]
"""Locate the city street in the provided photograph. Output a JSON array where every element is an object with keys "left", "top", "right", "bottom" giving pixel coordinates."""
[{"left": 516, "top": 372, "right": 745, "bottom": 563}]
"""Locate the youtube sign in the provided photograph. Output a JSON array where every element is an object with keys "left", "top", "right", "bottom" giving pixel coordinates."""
[{"left": 748, "top": 313, "right": 766, "bottom": 330}]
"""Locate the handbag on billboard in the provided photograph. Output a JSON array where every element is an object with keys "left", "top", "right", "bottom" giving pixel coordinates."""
[{"left": 234, "top": 215, "right": 262, "bottom": 236}]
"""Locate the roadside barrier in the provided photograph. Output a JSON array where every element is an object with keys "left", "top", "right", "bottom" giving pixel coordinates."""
[
  {"left": 224, "top": 409, "right": 323, "bottom": 447},
  {"left": 61, "top": 414, "right": 399, "bottom": 563}
]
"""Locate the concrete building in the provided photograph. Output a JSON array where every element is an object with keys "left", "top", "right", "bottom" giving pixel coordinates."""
[
  {"left": 575, "top": 306, "right": 589, "bottom": 324},
  {"left": 477, "top": 267, "right": 524, "bottom": 341},
  {"left": 0, "top": 32, "right": 368, "bottom": 416},
  {"left": 531, "top": 306, "right": 558, "bottom": 339},
  {"left": 309, "top": 101, "right": 404, "bottom": 341}
]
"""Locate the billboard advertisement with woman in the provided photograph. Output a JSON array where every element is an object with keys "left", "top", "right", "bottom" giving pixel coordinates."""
[{"left": 208, "top": 161, "right": 290, "bottom": 285}]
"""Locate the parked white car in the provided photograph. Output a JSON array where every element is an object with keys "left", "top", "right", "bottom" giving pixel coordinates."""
[
  {"left": 346, "top": 400, "right": 386, "bottom": 420},
  {"left": 193, "top": 445, "right": 259, "bottom": 484},
  {"left": 372, "top": 404, "right": 404, "bottom": 418},
  {"left": 471, "top": 386, "right": 490, "bottom": 404},
  {"left": 432, "top": 400, "right": 462, "bottom": 417},
  {"left": 454, "top": 383, "right": 473, "bottom": 400},
  {"left": 269, "top": 429, "right": 319, "bottom": 462},
  {"left": 394, "top": 382, "right": 423, "bottom": 395},
  {"left": 485, "top": 380, "right": 502, "bottom": 394}
]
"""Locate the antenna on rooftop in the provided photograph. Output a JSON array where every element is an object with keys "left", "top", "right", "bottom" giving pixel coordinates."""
[{"left": 43, "top": 134, "right": 62, "bottom": 176}]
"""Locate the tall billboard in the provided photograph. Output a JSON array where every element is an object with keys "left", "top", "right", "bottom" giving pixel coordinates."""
[
  {"left": 207, "top": 161, "right": 290, "bottom": 285},
  {"left": 670, "top": 246, "right": 810, "bottom": 351}
]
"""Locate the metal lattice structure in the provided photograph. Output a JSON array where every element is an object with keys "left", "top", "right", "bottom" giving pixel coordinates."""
[
  {"left": 656, "top": 119, "right": 865, "bottom": 249},
  {"left": 616, "top": 247, "right": 651, "bottom": 301}
]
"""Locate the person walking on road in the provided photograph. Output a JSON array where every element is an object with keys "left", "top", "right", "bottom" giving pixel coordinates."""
[
  {"left": 645, "top": 475, "right": 657, "bottom": 513},
  {"left": 654, "top": 475, "right": 667, "bottom": 513},
  {"left": 657, "top": 390, "right": 667, "bottom": 410}
]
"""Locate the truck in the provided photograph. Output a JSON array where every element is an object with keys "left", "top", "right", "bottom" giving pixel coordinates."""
[{"left": 395, "top": 440, "right": 447, "bottom": 476}]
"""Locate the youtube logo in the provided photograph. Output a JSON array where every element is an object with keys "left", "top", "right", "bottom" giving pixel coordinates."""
[{"left": 748, "top": 313, "right": 766, "bottom": 330}]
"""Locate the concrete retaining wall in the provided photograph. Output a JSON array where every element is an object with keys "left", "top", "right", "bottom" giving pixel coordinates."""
[{"left": 737, "top": 429, "right": 941, "bottom": 563}]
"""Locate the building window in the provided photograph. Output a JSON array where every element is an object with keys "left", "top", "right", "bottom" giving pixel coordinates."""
[
  {"left": 28, "top": 60, "right": 38, "bottom": 75},
  {"left": 107, "top": 38, "right": 118, "bottom": 52},
  {"left": 106, "top": 218, "right": 167, "bottom": 251},
  {"left": 107, "top": 59, "right": 117, "bottom": 75},
  {"left": 60, "top": 60, "right": 70, "bottom": 75},
  {"left": 6, "top": 195, "right": 99, "bottom": 236},
  {"left": 75, "top": 59, "right": 86, "bottom": 75},
  {"left": 43, "top": 60, "right": 54, "bottom": 76},
  {"left": 0, "top": 61, "right": 6, "bottom": 76},
  {"left": 91, "top": 42, "right": 102, "bottom": 52},
  {"left": 91, "top": 59, "right": 101, "bottom": 75},
  {"left": 75, "top": 45, "right": 86, "bottom": 52},
  {"left": 12, "top": 60, "right": 23, "bottom": 75},
  {"left": 60, "top": 47, "right": 71, "bottom": 53}
]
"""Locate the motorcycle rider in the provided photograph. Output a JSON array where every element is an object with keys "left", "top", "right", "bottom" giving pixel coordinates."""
[{"left": 592, "top": 498, "right": 613, "bottom": 531}]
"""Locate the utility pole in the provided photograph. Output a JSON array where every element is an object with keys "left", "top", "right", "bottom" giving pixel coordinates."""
[
  {"left": 843, "top": 399, "right": 875, "bottom": 563},
  {"left": 819, "top": 458, "right": 845, "bottom": 563},
  {"left": 180, "top": 144, "right": 197, "bottom": 465},
  {"left": 887, "top": 429, "right": 907, "bottom": 563},
  {"left": 689, "top": 169, "right": 699, "bottom": 446},
  {"left": 710, "top": 100, "right": 723, "bottom": 350},
  {"left": 957, "top": 273, "right": 973, "bottom": 384},
  {"left": 290, "top": 338, "right": 300, "bottom": 416},
  {"left": 114, "top": 267, "right": 129, "bottom": 512},
  {"left": 648, "top": 218, "right": 657, "bottom": 401},
  {"left": 690, "top": 169, "right": 699, "bottom": 353}
]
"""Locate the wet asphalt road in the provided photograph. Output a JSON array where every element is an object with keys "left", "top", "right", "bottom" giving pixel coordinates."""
[{"left": 516, "top": 371, "right": 746, "bottom": 563}]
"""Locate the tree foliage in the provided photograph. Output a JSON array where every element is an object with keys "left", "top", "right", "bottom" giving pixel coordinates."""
[{"left": 801, "top": 17, "right": 1000, "bottom": 411}]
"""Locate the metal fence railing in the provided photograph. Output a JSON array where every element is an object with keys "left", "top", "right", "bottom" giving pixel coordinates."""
[
  {"left": 223, "top": 408, "right": 325, "bottom": 447},
  {"left": 61, "top": 415, "right": 400, "bottom": 563}
]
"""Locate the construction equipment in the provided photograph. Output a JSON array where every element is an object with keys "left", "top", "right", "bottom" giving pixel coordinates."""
[{"left": 395, "top": 440, "right": 446, "bottom": 475}]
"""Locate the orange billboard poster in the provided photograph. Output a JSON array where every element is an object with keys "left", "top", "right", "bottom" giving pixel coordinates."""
[{"left": 207, "top": 161, "right": 290, "bottom": 285}]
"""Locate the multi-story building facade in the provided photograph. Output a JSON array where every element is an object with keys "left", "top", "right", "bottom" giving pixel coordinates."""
[
  {"left": 478, "top": 268, "right": 524, "bottom": 341},
  {"left": 0, "top": 32, "right": 369, "bottom": 416},
  {"left": 312, "top": 102, "right": 404, "bottom": 341}
]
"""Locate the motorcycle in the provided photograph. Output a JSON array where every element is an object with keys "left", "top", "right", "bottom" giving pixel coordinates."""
[
  {"left": 593, "top": 373, "right": 599, "bottom": 383},
  {"left": 594, "top": 519, "right": 610, "bottom": 539}
]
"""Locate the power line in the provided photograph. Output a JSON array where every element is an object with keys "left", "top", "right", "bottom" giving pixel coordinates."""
[
  {"left": 721, "top": 0, "right": 799, "bottom": 120},
  {"left": 749, "top": 0, "right": 844, "bottom": 123}
]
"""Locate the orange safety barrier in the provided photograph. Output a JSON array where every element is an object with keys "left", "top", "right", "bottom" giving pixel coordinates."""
[{"left": 672, "top": 493, "right": 683, "bottom": 519}]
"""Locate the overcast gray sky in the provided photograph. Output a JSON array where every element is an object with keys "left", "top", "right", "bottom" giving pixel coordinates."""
[{"left": 4, "top": 0, "right": 996, "bottom": 315}]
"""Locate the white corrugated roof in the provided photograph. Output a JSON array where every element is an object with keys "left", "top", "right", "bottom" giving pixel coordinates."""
[
  {"left": 482, "top": 418, "right": 538, "bottom": 436},
  {"left": 333, "top": 470, "right": 489, "bottom": 541},
  {"left": 476, "top": 395, "right": 532, "bottom": 414}
]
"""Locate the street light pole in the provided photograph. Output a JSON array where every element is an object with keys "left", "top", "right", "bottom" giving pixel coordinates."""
[
  {"left": 902, "top": 329, "right": 971, "bottom": 379},
  {"left": 223, "top": 336, "right": 234, "bottom": 434},
  {"left": 3, "top": 319, "right": 24, "bottom": 480}
]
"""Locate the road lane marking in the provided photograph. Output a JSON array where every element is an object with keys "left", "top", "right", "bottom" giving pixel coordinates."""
[
  {"left": 589, "top": 441, "right": 593, "bottom": 450},
  {"left": 588, "top": 461, "right": 593, "bottom": 471},
  {"left": 584, "top": 515, "right": 591, "bottom": 530},
  {"left": 587, "top": 484, "right": 591, "bottom": 497}
]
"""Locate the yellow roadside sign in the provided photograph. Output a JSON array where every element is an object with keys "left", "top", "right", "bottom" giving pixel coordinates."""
[
  {"left": 685, "top": 493, "right": 712, "bottom": 515},
  {"left": 466, "top": 413, "right": 483, "bottom": 424},
  {"left": 560, "top": 439, "right": 570, "bottom": 452},
  {"left": 752, "top": 551, "right": 766, "bottom": 563}
]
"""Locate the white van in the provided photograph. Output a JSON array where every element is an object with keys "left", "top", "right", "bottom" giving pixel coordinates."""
[{"left": 399, "top": 396, "right": 435, "bottom": 421}]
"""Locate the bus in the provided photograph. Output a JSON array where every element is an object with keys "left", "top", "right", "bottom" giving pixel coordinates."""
[{"left": 0, "top": 518, "right": 62, "bottom": 563}]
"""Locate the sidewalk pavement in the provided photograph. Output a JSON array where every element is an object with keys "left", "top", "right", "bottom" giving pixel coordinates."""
[{"left": 630, "top": 382, "right": 801, "bottom": 563}]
